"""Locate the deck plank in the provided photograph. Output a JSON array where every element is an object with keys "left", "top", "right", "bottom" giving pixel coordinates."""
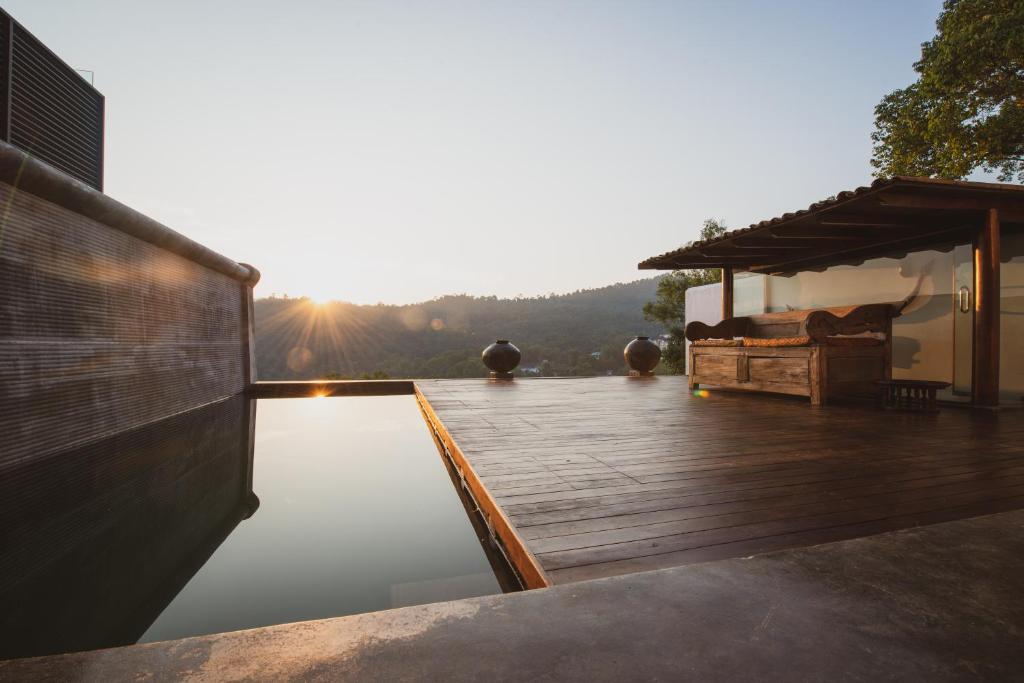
[{"left": 416, "top": 376, "right": 1024, "bottom": 584}]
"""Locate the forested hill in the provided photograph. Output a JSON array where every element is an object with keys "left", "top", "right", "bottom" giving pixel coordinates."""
[{"left": 254, "top": 277, "right": 666, "bottom": 380}]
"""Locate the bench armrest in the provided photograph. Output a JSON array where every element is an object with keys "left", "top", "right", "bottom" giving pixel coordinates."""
[
  {"left": 685, "top": 317, "right": 751, "bottom": 342},
  {"left": 803, "top": 304, "right": 894, "bottom": 342}
]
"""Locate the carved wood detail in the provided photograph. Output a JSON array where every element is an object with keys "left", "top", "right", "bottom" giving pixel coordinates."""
[
  {"left": 684, "top": 317, "right": 750, "bottom": 342},
  {"left": 802, "top": 304, "right": 896, "bottom": 342}
]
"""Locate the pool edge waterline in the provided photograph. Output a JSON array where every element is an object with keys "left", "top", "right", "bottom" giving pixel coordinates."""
[
  {"left": 249, "top": 379, "right": 550, "bottom": 590},
  {"left": 414, "top": 385, "right": 552, "bottom": 591}
]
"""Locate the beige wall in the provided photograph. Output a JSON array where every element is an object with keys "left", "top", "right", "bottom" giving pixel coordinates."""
[
  {"left": 682, "top": 273, "right": 765, "bottom": 375},
  {"left": 683, "top": 272, "right": 765, "bottom": 327},
  {"left": 1001, "top": 231, "right": 1024, "bottom": 400},
  {"left": 735, "top": 272, "right": 766, "bottom": 316},
  {"left": 764, "top": 250, "right": 956, "bottom": 385},
  {"left": 683, "top": 282, "right": 721, "bottom": 376}
]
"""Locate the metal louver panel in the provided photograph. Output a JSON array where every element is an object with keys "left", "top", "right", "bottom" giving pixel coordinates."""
[{"left": 1, "top": 10, "right": 104, "bottom": 190}]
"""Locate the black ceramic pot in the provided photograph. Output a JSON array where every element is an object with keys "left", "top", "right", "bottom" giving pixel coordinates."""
[
  {"left": 482, "top": 340, "right": 521, "bottom": 378},
  {"left": 624, "top": 336, "right": 661, "bottom": 374}
]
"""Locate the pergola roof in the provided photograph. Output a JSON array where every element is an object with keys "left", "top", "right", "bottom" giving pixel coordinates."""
[{"left": 639, "top": 176, "right": 1024, "bottom": 275}]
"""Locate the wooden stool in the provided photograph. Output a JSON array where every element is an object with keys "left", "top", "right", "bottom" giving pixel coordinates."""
[{"left": 875, "top": 379, "right": 950, "bottom": 413}]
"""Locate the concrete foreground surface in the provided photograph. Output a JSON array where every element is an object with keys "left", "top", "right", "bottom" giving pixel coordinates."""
[{"left": 3, "top": 510, "right": 1023, "bottom": 682}]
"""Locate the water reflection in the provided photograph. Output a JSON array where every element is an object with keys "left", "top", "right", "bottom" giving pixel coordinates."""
[
  {"left": 0, "top": 396, "right": 256, "bottom": 659},
  {"left": 0, "top": 394, "right": 508, "bottom": 660}
]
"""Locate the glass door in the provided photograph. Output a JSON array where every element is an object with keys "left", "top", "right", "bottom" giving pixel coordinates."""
[
  {"left": 1000, "top": 231, "right": 1024, "bottom": 403},
  {"left": 952, "top": 244, "right": 973, "bottom": 399}
]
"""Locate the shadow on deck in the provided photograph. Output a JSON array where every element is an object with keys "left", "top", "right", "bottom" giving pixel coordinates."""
[{"left": 416, "top": 376, "right": 1024, "bottom": 585}]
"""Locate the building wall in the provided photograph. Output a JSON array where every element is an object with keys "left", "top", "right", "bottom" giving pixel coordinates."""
[
  {"left": 764, "top": 250, "right": 957, "bottom": 387},
  {"left": 683, "top": 243, "right": 1024, "bottom": 402},
  {"left": 0, "top": 145, "right": 257, "bottom": 471},
  {"left": 683, "top": 282, "right": 719, "bottom": 376},
  {"left": 683, "top": 274, "right": 765, "bottom": 374},
  {"left": 685, "top": 254, "right": 956, "bottom": 384},
  {"left": 684, "top": 282, "right": 723, "bottom": 327},
  {"left": 0, "top": 10, "right": 106, "bottom": 191},
  {"left": 1001, "top": 231, "right": 1024, "bottom": 399}
]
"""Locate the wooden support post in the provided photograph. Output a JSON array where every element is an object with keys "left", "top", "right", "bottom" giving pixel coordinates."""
[
  {"left": 972, "top": 209, "right": 1000, "bottom": 406},
  {"left": 721, "top": 266, "right": 734, "bottom": 321}
]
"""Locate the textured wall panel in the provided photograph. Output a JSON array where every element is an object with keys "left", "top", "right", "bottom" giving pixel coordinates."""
[
  {"left": 0, "top": 181, "right": 248, "bottom": 470},
  {"left": 0, "top": 15, "right": 9, "bottom": 139}
]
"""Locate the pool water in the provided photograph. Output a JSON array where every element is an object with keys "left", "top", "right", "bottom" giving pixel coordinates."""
[
  {"left": 140, "top": 396, "right": 503, "bottom": 643},
  {"left": 0, "top": 394, "right": 510, "bottom": 659}
]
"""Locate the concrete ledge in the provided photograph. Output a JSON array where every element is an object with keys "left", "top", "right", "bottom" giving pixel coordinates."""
[
  {"left": 4, "top": 510, "right": 1022, "bottom": 681},
  {"left": 0, "top": 141, "right": 258, "bottom": 285},
  {"left": 248, "top": 380, "right": 416, "bottom": 398}
]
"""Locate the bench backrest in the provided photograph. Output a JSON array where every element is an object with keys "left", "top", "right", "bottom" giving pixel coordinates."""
[{"left": 685, "top": 303, "right": 897, "bottom": 342}]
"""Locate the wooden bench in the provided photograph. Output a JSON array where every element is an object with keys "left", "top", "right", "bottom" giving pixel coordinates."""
[{"left": 685, "top": 304, "right": 900, "bottom": 406}]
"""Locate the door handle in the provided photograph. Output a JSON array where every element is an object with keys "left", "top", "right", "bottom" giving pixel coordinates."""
[{"left": 958, "top": 286, "right": 971, "bottom": 313}]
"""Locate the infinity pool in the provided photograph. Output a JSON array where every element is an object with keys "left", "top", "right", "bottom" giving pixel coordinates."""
[{"left": 0, "top": 394, "right": 512, "bottom": 659}]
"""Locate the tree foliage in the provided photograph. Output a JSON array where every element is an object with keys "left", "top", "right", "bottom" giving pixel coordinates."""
[
  {"left": 642, "top": 219, "right": 728, "bottom": 374},
  {"left": 871, "top": 0, "right": 1024, "bottom": 182}
]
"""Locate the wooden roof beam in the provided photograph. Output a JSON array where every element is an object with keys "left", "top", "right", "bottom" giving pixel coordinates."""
[
  {"left": 876, "top": 191, "right": 1024, "bottom": 221},
  {"left": 730, "top": 235, "right": 876, "bottom": 249},
  {"left": 643, "top": 256, "right": 772, "bottom": 270},
  {"left": 751, "top": 224, "right": 972, "bottom": 275},
  {"left": 817, "top": 216, "right": 945, "bottom": 228},
  {"left": 768, "top": 224, "right": 940, "bottom": 239},
  {"left": 697, "top": 245, "right": 819, "bottom": 257},
  {"left": 655, "top": 260, "right": 771, "bottom": 268}
]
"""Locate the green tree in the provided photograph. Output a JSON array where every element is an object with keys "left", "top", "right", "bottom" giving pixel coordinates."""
[
  {"left": 359, "top": 370, "right": 391, "bottom": 380},
  {"left": 871, "top": 0, "right": 1024, "bottom": 182},
  {"left": 642, "top": 219, "right": 727, "bottom": 374}
]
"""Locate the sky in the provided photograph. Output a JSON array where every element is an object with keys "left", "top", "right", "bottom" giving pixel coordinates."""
[{"left": 7, "top": 0, "right": 944, "bottom": 304}]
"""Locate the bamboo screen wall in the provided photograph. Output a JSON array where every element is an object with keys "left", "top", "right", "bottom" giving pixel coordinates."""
[{"left": 0, "top": 145, "right": 257, "bottom": 472}]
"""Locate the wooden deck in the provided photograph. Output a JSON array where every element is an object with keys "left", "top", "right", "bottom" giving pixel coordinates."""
[{"left": 416, "top": 376, "right": 1024, "bottom": 585}]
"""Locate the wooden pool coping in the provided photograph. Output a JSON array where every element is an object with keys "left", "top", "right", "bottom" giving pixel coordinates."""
[
  {"left": 248, "top": 380, "right": 415, "bottom": 398},
  {"left": 414, "top": 384, "right": 551, "bottom": 589}
]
